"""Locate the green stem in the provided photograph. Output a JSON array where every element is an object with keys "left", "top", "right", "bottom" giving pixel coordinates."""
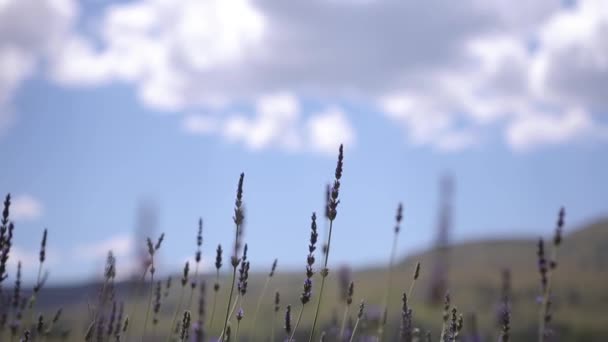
[
  {"left": 125, "top": 265, "right": 149, "bottom": 342},
  {"left": 251, "top": 276, "right": 270, "bottom": 331},
  {"left": 224, "top": 294, "right": 242, "bottom": 331},
  {"left": 270, "top": 310, "right": 277, "bottom": 342},
  {"left": 348, "top": 316, "right": 362, "bottom": 342},
  {"left": 220, "top": 220, "right": 242, "bottom": 340},
  {"left": 141, "top": 263, "right": 155, "bottom": 342},
  {"left": 187, "top": 262, "right": 200, "bottom": 311},
  {"left": 219, "top": 294, "right": 245, "bottom": 341},
  {"left": 289, "top": 304, "right": 305, "bottom": 342},
  {"left": 378, "top": 230, "right": 399, "bottom": 342},
  {"left": 209, "top": 290, "right": 219, "bottom": 330},
  {"left": 440, "top": 315, "right": 450, "bottom": 342},
  {"left": 338, "top": 304, "right": 350, "bottom": 340},
  {"left": 308, "top": 218, "right": 335, "bottom": 342},
  {"left": 219, "top": 265, "right": 238, "bottom": 340},
  {"left": 84, "top": 278, "right": 109, "bottom": 340},
  {"left": 166, "top": 286, "right": 186, "bottom": 342},
  {"left": 538, "top": 247, "right": 558, "bottom": 342},
  {"left": 235, "top": 320, "right": 241, "bottom": 342},
  {"left": 24, "top": 261, "right": 44, "bottom": 330},
  {"left": 408, "top": 278, "right": 417, "bottom": 302},
  {"left": 208, "top": 270, "right": 220, "bottom": 330}
]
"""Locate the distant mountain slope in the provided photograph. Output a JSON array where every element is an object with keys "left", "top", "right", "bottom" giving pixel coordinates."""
[{"left": 35, "top": 218, "right": 608, "bottom": 341}]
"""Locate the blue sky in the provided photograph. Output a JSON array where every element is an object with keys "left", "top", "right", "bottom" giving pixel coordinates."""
[{"left": 1, "top": 0, "right": 607, "bottom": 284}]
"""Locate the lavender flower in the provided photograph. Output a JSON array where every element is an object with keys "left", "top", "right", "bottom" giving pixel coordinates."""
[
  {"left": 301, "top": 213, "right": 318, "bottom": 305},
  {"left": 214, "top": 244, "right": 222, "bottom": 294},
  {"left": 499, "top": 301, "right": 510, "bottom": 342},
  {"left": 182, "top": 261, "right": 190, "bottom": 287},
  {"left": 400, "top": 293, "right": 413, "bottom": 342},
  {"left": 285, "top": 305, "right": 292, "bottom": 336},
  {"left": 310, "top": 144, "right": 345, "bottom": 342},
  {"left": 195, "top": 218, "right": 203, "bottom": 263},
  {"left": 0, "top": 194, "right": 14, "bottom": 283},
  {"left": 152, "top": 282, "right": 161, "bottom": 326},
  {"left": 269, "top": 258, "right": 278, "bottom": 277},
  {"left": 194, "top": 281, "right": 206, "bottom": 342},
  {"left": 327, "top": 145, "right": 344, "bottom": 221},
  {"left": 237, "top": 245, "right": 250, "bottom": 296},
  {"left": 537, "top": 238, "right": 547, "bottom": 293},
  {"left": 180, "top": 311, "right": 191, "bottom": 341},
  {"left": 275, "top": 291, "right": 280, "bottom": 313},
  {"left": 164, "top": 276, "right": 172, "bottom": 298},
  {"left": 107, "top": 301, "right": 117, "bottom": 335},
  {"left": 338, "top": 266, "right": 352, "bottom": 303}
]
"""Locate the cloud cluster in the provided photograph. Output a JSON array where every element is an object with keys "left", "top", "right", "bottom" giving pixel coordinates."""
[
  {"left": 2, "top": 0, "right": 607, "bottom": 152},
  {"left": 182, "top": 92, "right": 354, "bottom": 155},
  {"left": 381, "top": 0, "right": 608, "bottom": 151},
  {"left": 0, "top": 0, "right": 76, "bottom": 134},
  {"left": 10, "top": 194, "right": 43, "bottom": 221}
]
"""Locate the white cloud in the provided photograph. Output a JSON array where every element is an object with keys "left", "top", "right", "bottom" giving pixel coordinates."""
[
  {"left": 0, "top": 0, "right": 77, "bottom": 133},
  {"left": 7, "top": 245, "right": 60, "bottom": 276},
  {"left": 10, "top": 194, "right": 43, "bottom": 221},
  {"left": 1, "top": 0, "right": 607, "bottom": 152},
  {"left": 50, "top": 0, "right": 265, "bottom": 110},
  {"left": 530, "top": 0, "right": 608, "bottom": 110},
  {"left": 506, "top": 108, "right": 595, "bottom": 151},
  {"left": 72, "top": 233, "right": 141, "bottom": 280},
  {"left": 379, "top": 0, "right": 608, "bottom": 151},
  {"left": 179, "top": 255, "right": 213, "bottom": 275},
  {"left": 224, "top": 92, "right": 301, "bottom": 151},
  {"left": 307, "top": 107, "right": 355, "bottom": 155},
  {"left": 9, "top": 246, "right": 41, "bottom": 270},
  {"left": 182, "top": 92, "right": 356, "bottom": 154},
  {"left": 73, "top": 233, "right": 133, "bottom": 260}
]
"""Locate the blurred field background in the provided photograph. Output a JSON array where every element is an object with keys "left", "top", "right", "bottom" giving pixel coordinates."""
[{"left": 12, "top": 218, "right": 606, "bottom": 341}]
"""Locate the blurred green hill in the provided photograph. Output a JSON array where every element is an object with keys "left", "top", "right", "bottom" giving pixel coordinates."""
[{"left": 32, "top": 218, "right": 608, "bottom": 341}]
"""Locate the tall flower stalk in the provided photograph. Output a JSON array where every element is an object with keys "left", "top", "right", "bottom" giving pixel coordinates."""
[
  {"left": 338, "top": 281, "right": 354, "bottom": 340},
  {"left": 151, "top": 281, "right": 162, "bottom": 337},
  {"left": 142, "top": 233, "right": 164, "bottom": 341},
  {"left": 309, "top": 144, "right": 344, "bottom": 342},
  {"left": 251, "top": 258, "right": 278, "bottom": 331},
  {"left": 25, "top": 229, "right": 49, "bottom": 329},
  {"left": 188, "top": 219, "right": 204, "bottom": 311},
  {"left": 538, "top": 208, "right": 565, "bottom": 342},
  {"left": 166, "top": 261, "right": 190, "bottom": 342},
  {"left": 408, "top": 262, "right": 421, "bottom": 299},
  {"left": 180, "top": 311, "right": 191, "bottom": 342},
  {"left": 0, "top": 194, "right": 14, "bottom": 286},
  {"left": 235, "top": 308, "right": 243, "bottom": 341},
  {"left": 378, "top": 203, "right": 403, "bottom": 341},
  {"left": 125, "top": 234, "right": 157, "bottom": 342},
  {"left": 208, "top": 244, "right": 222, "bottom": 330},
  {"left": 322, "top": 184, "right": 330, "bottom": 257},
  {"left": 271, "top": 291, "right": 280, "bottom": 342},
  {"left": 499, "top": 298, "right": 510, "bottom": 342},
  {"left": 290, "top": 213, "right": 318, "bottom": 341},
  {"left": 439, "top": 293, "right": 451, "bottom": 342},
  {"left": 284, "top": 305, "right": 292, "bottom": 340},
  {"left": 220, "top": 173, "right": 245, "bottom": 340},
  {"left": 400, "top": 293, "right": 413, "bottom": 342},
  {"left": 225, "top": 244, "right": 250, "bottom": 327},
  {"left": 194, "top": 280, "right": 206, "bottom": 342},
  {"left": 348, "top": 301, "right": 365, "bottom": 342}
]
